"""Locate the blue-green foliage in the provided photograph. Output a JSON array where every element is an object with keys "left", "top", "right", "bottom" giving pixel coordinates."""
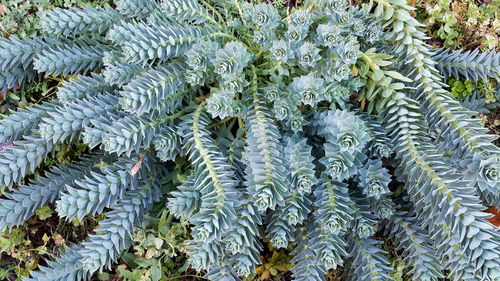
[
  {"left": 27, "top": 174, "right": 162, "bottom": 281},
  {"left": 161, "top": 0, "right": 215, "bottom": 25},
  {"left": 460, "top": 91, "right": 500, "bottom": 114},
  {"left": 0, "top": 136, "right": 52, "bottom": 190},
  {"left": 245, "top": 100, "right": 289, "bottom": 212},
  {"left": 152, "top": 126, "right": 183, "bottom": 162},
  {"left": 115, "top": 0, "right": 160, "bottom": 19},
  {"left": 0, "top": 0, "right": 499, "bottom": 280},
  {"left": 433, "top": 48, "right": 500, "bottom": 82},
  {"left": 384, "top": 212, "right": 444, "bottom": 280},
  {"left": 40, "top": 6, "right": 122, "bottom": 36},
  {"left": 311, "top": 180, "right": 352, "bottom": 269},
  {"left": 343, "top": 237, "right": 393, "bottom": 281},
  {"left": 0, "top": 102, "right": 60, "bottom": 145},
  {"left": 119, "top": 61, "right": 187, "bottom": 115},
  {"left": 0, "top": 36, "right": 38, "bottom": 71},
  {"left": 38, "top": 93, "right": 119, "bottom": 144},
  {"left": 122, "top": 22, "right": 206, "bottom": 64},
  {"left": 55, "top": 155, "right": 150, "bottom": 221},
  {"left": 0, "top": 154, "right": 103, "bottom": 232},
  {"left": 33, "top": 37, "right": 116, "bottom": 76},
  {"left": 0, "top": 36, "right": 56, "bottom": 95},
  {"left": 57, "top": 73, "right": 114, "bottom": 103}
]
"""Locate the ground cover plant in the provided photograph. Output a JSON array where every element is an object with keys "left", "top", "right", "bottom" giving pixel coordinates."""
[
  {"left": 0, "top": 0, "right": 500, "bottom": 280},
  {"left": 416, "top": 0, "right": 500, "bottom": 50},
  {"left": 413, "top": 0, "right": 500, "bottom": 113},
  {"left": 0, "top": 0, "right": 112, "bottom": 106},
  {"left": 1, "top": 2, "right": 114, "bottom": 279}
]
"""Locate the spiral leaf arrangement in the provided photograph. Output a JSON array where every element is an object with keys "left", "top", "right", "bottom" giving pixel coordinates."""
[{"left": 0, "top": 0, "right": 499, "bottom": 280}]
